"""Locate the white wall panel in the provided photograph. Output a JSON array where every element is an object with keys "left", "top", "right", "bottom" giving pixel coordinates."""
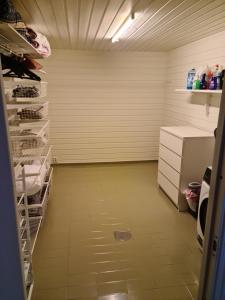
[
  {"left": 164, "top": 30, "right": 225, "bottom": 132},
  {"left": 42, "top": 50, "right": 167, "bottom": 163}
]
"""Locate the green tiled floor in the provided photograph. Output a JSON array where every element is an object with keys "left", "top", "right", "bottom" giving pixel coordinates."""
[{"left": 32, "top": 162, "right": 201, "bottom": 300}]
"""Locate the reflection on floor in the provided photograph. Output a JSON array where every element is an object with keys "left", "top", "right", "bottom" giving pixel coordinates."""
[{"left": 32, "top": 162, "right": 201, "bottom": 300}]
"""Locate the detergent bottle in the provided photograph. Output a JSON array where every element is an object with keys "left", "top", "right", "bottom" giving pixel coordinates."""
[
  {"left": 187, "top": 68, "right": 196, "bottom": 89},
  {"left": 192, "top": 74, "right": 201, "bottom": 90}
]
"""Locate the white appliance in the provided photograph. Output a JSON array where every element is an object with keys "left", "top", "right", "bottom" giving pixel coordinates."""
[{"left": 197, "top": 167, "right": 212, "bottom": 249}]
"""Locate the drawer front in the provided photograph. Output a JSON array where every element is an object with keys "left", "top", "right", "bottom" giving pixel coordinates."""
[
  {"left": 158, "top": 172, "right": 179, "bottom": 206},
  {"left": 160, "top": 130, "right": 183, "bottom": 155},
  {"left": 158, "top": 158, "right": 180, "bottom": 188},
  {"left": 159, "top": 144, "right": 182, "bottom": 172}
]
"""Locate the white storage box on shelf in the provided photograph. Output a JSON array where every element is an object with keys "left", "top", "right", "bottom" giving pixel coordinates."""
[{"left": 4, "top": 78, "right": 47, "bottom": 100}]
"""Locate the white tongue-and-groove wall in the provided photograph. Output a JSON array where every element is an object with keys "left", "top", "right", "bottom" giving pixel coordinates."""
[
  {"left": 164, "top": 30, "right": 224, "bottom": 132},
  {"left": 42, "top": 51, "right": 167, "bottom": 164},
  {"left": 43, "top": 31, "right": 224, "bottom": 164}
]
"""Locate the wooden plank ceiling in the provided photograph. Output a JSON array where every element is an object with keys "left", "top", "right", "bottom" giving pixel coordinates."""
[{"left": 13, "top": 0, "right": 225, "bottom": 51}]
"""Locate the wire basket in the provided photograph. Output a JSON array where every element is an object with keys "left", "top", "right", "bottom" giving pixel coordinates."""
[
  {"left": 13, "top": 85, "right": 40, "bottom": 98},
  {"left": 28, "top": 191, "right": 44, "bottom": 217},
  {"left": 4, "top": 78, "right": 47, "bottom": 99},
  {"left": 29, "top": 217, "right": 42, "bottom": 236},
  {"left": 10, "top": 124, "right": 49, "bottom": 157},
  {"left": 28, "top": 183, "right": 50, "bottom": 217},
  {"left": 11, "top": 139, "right": 47, "bottom": 157},
  {"left": 17, "top": 102, "right": 48, "bottom": 121}
]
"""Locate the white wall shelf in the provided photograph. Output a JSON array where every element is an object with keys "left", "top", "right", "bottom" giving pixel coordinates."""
[
  {"left": 0, "top": 24, "right": 43, "bottom": 59},
  {"left": 7, "top": 101, "right": 47, "bottom": 108},
  {"left": 175, "top": 89, "right": 222, "bottom": 94},
  {"left": 0, "top": 23, "right": 43, "bottom": 59},
  {"left": 175, "top": 89, "right": 222, "bottom": 116}
]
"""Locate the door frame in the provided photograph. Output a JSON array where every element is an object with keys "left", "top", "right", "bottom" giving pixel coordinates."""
[
  {"left": 0, "top": 60, "right": 26, "bottom": 300},
  {"left": 198, "top": 79, "right": 225, "bottom": 299}
]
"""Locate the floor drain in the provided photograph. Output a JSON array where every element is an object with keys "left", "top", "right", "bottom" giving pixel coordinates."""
[{"left": 114, "top": 230, "right": 132, "bottom": 241}]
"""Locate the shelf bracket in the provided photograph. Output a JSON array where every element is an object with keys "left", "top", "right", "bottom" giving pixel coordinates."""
[{"left": 205, "top": 94, "right": 212, "bottom": 116}]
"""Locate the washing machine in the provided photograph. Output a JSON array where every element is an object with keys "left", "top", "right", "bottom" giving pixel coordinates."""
[{"left": 197, "top": 166, "right": 212, "bottom": 249}]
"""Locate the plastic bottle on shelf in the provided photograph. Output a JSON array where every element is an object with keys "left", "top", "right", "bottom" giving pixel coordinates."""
[
  {"left": 200, "top": 74, "right": 207, "bottom": 89},
  {"left": 215, "top": 64, "right": 222, "bottom": 90},
  {"left": 207, "top": 66, "right": 213, "bottom": 89},
  {"left": 199, "top": 66, "right": 207, "bottom": 89},
  {"left": 208, "top": 77, "right": 216, "bottom": 90},
  {"left": 209, "top": 65, "right": 218, "bottom": 90},
  {"left": 192, "top": 75, "right": 201, "bottom": 90},
  {"left": 187, "top": 68, "right": 196, "bottom": 89}
]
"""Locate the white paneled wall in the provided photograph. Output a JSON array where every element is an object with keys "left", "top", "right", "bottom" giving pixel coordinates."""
[
  {"left": 164, "top": 31, "right": 225, "bottom": 132},
  {"left": 42, "top": 31, "right": 224, "bottom": 164},
  {"left": 42, "top": 50, "right": 167, "bottom": 163}
]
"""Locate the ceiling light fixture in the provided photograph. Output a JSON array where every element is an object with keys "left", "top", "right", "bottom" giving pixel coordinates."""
[{"left": 112, "top": 13, "right": 135, "bottom": 43}]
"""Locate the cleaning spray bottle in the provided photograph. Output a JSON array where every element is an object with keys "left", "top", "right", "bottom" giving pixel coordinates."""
[
  {"left": 207, "top": 66, "right": 213, "bottom": 89},
  {"left": 209, "top": 65, "right": 217, "bottom": 90}
]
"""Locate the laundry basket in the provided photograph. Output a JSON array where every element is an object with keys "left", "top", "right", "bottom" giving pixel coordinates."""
[{"left": 184, "top": 182, "right": 201, "bottom": 214}]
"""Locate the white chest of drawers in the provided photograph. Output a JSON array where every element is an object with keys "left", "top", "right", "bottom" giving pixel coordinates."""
[{"left": 158, "top": 126, "right": 214, "bottom": 211}]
